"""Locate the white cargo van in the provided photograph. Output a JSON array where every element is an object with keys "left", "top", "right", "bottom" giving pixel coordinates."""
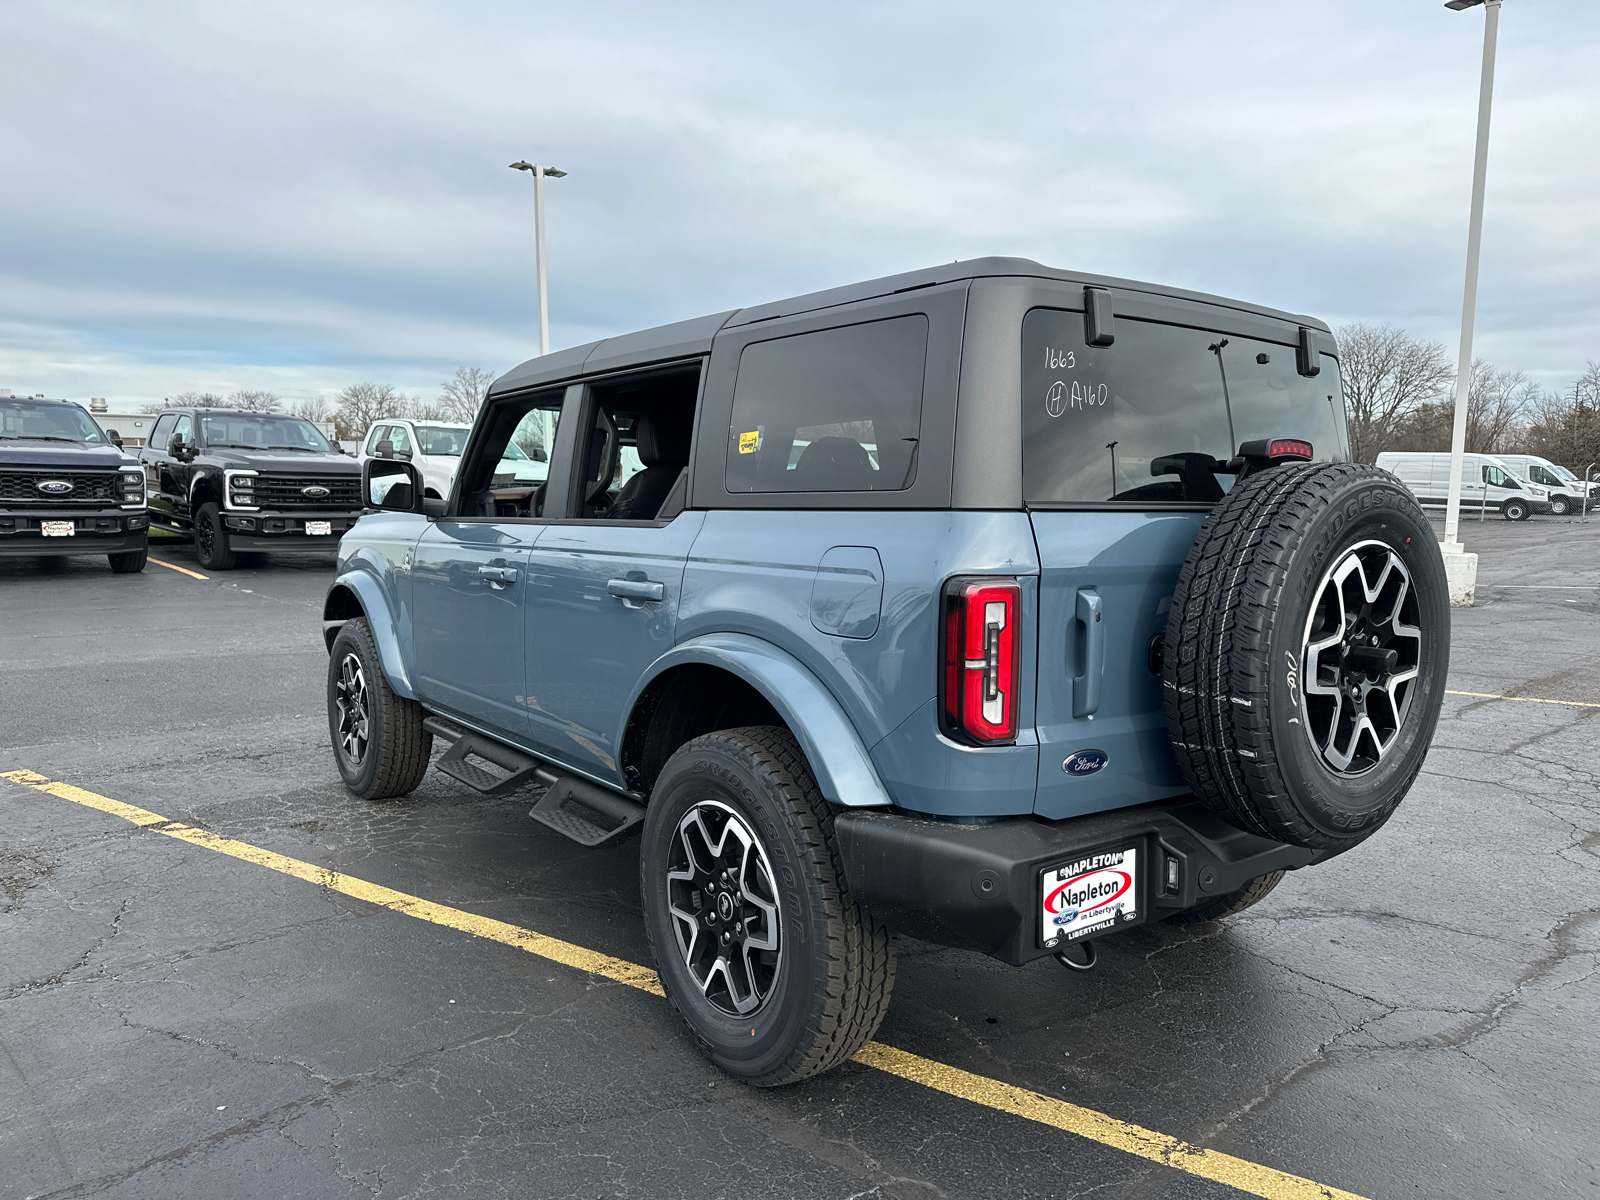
[
  {"left": 1493, "top": 454, "right": 1595, "bottom": 516},
  {"left": 1375, "top": 451, "right": 1550, "bottom": 521}
]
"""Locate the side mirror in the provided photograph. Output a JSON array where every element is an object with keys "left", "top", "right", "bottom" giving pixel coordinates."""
[
  {"left": 363, "top": 458, "right": 424, "bottom": 513},
  {"left": 374, "top": 439, "right": 394, "bottom": 459},
  {"left": 107, "top": 430, "right": 124, "bottom": 448}
]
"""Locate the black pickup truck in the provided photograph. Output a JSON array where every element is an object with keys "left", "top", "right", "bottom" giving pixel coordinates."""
[
  {"left": 138, "top": 407, "right": 362, "bottom": 570},
  {"left": 1, "top": 396, "right": 149, "bottom": 572}
]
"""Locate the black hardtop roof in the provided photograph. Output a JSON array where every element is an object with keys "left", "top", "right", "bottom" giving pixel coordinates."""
[{"left": 490, "top": 256, "right": 1331, "bottom": 397}]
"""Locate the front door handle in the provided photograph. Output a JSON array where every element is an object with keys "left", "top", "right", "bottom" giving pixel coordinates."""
[
  {"left": 478, "top": 565, "right": 518, "bottom": 586},
  {"left": 1073, "top": 587, "right": 1105, "bottom": 718},
  {"left": 607, "top": 577, "right": 665, "bottom": 603}
]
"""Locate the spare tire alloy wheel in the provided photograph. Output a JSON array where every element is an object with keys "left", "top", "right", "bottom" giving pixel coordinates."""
[
  {"left": 666, "top": 800, "right": 782, "bottom": 1017},
  {"left": 1165, "top": 463, "right": 1450, "bottom": 852},
  {"left": 1503, "top": 499, "right": 1529, "bottom": 522},
  {"left": 1300, "top": 541, "right": 1422, "bottom": 775}
]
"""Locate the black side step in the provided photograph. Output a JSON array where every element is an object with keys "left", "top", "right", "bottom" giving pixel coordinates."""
[
  {"left": 423, "top": 716, "right": 644, "bottom": 847},
  {"left": 528, "top": 778, "right": 645, "bottom": 848},
  {"left": 424, "top": 717, "right": 557, "bottom": 796}
]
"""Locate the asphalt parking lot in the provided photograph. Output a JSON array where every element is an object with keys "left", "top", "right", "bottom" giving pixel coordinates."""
[{"left": 3, "top": 516, "right": 1598, "bottom": 1200}]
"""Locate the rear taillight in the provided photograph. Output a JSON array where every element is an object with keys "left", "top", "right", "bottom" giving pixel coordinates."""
[{"left": 940, "top": 577, "right": 1021, "bottom": 744}]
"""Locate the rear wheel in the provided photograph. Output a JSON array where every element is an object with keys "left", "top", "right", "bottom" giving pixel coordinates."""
[
  {"left": 194, "top": 502, "right": 236, "bottom": 570},
  {"left": 108, "top": 547, "right": 147, "bottom": 573},
  {"left": 1167, "top": 871, "right": 1284, "bottom": 925},
  {"left": 327, "top": 617, "right": 432, "bottom": 799},
  {"left": 1164, "top": 463, "right": 1450, "bottom": 851},
  {"left": 641, "top": 727, "right": 895, "bottom": 1086}
]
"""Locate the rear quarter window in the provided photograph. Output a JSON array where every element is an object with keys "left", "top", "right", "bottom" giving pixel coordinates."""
[
  {"left": 725, "top": 315, "right": 928, "bottom": 493},
  {"left": 1021, "top": 308, "right": 1348, "bottom": 506}
]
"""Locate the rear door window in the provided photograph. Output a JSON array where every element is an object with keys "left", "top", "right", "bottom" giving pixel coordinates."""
[
  {"left": 725, "top": 315, "right": 928, "bottom": 493},
  {"left": 1021, "top": 309, "right": 1347, "bottom": 506}
]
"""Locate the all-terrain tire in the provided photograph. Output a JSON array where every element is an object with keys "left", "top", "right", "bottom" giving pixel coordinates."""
[
  {"left": 1502, "top": 499, "right": 1530, "bottom": 522},
  {"left": 327, "top": 617, "right": 432, "bottom": 800},
  {"left": 108, "top": 547, "right": 148, "bottom": 573},
  {"left": 640, "top": 727, "right": 896, "bottom": 1086},
  {"left": 1164, "top": 463, "right": 1449, "bottom": 851},
  {"left": 1167, "top": 870, "right": 1285, "bottom": 925},
  {"left": 194, "top": 502, "right": 237, "bottom": 570}
]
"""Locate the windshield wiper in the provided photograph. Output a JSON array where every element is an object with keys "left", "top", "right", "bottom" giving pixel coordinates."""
[
  {"left": 264, "top": 444, "right": 318, "bottom": 452},
  {"left": 207, "top": 442, "right": 264, "bottom": 450},
  {"left": 0, "top": 434, "right": 82, "bottom": 443}
]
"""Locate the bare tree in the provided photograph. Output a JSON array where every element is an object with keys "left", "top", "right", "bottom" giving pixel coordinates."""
[
  {"left": 334, "top": 383, "right": 406, "bottom": 440},
  {"left": 229, "top": 389, "right": 283, "bottom": 412},
  {"left": 1524, "top": 362, "right": 1600, "bottom": 471},
  {"left": 1336, "top": 323, "right": 1454, "bottom": 462},
  {"left": 293, "top": 396, "right": 331, "bottom": 423},
  {"left": 1389, "top": 359, "right": 1535, "bottom": 455},
  {"left": 438, "top": 367, "right": 495, "bottom": 424},
  {"left": 141, "top": 390, "right": 224, "bottom": 414}
]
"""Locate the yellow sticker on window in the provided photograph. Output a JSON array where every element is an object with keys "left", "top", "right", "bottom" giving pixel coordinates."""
[{"left": 738, "top": 430, "right": 761, "bottom": 454}]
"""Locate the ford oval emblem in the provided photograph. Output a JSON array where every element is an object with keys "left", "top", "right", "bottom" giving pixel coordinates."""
[
  {"left": 37, "top": 479, "right": 74, "bottom": 495},
  {"left": 301, "top": 485, "right": 330, "bottom": 498},
  {"left": 1062, "top": 750, "right": 1109, "bottom": 777}
]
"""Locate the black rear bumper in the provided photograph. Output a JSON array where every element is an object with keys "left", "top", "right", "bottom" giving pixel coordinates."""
[{"left": 835, "top": 799, "right": 1322, "bottom": 965}]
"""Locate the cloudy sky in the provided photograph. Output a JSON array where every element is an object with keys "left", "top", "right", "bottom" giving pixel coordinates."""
[{"left": 2, "top": 0, "right": 1595, "bottom": 408}]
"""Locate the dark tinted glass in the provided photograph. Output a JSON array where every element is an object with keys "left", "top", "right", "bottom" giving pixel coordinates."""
[
  {"left": 726, "top": 315, "right": 928, "bottom": 493},
  {"left": 147, "top": 413, "right": 177, "bottom": 452},
  {"left": 0, "top": 398, "right": 107, "bottom": 443},
  {"left": 198, "top": 413, "right": 333, "bottom": 453},
  {"left": 1021, "top": 309, "right": 1348, "bottom": 505}
]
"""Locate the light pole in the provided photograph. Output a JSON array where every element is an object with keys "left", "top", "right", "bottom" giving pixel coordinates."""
[
  {"left": 1439, "top": 0, "right": 1503, "bottom": 606},
  {"left": 509, "top": 161, "right": 568, "bottom": 356}
]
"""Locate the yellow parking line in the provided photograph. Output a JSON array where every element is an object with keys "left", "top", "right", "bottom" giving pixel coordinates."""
[
  {"left": 1, "top": 769, "right": 1367, "bottom": 1200},
  {"left": 1445, "top": 690, "right": 1600, "bottom": 710},
  {"left": 148, "top": 557, "right": 209, "bottom": 581}
]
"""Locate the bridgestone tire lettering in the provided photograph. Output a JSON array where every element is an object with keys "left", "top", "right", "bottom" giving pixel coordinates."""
[{"left": 1163, "top": 463, "right": 1450, "bottom": 851}]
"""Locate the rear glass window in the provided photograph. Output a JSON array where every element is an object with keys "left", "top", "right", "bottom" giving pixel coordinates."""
[
  {"left": 726, "top": 315, "right": 928, "bottom": 493},
  {"left": 1021, "top": 309, "right": 1348, "bottom": 505}
]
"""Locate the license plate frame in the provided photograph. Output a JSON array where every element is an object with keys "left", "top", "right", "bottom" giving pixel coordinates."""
[
  {"left": 40, "top": 520, "right": 75, "bottom": 537},
  {"left": 1039, "top": 846, "right": 1142, "bottom": 948},
  {"left": 305, "top": 520, "right": 333, "bottom": 536}
]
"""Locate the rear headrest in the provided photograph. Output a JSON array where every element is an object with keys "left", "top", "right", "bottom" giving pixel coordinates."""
[
  {"left": 791, "top": 437, "right": 873, "bottom": 490},
  {"left": 635, "top": 412, "right": 691, "bottom": 467}
]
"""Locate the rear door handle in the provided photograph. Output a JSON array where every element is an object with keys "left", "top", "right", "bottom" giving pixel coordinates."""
[
  {"left": 607, "top": 577, "right": 665, "bottom": 603},
  {"left": 1073, "top": 587, "right": 1105, "bottom": 718},
  {"left": 478, "top": 565, "right": 518, "bottom": 586}
]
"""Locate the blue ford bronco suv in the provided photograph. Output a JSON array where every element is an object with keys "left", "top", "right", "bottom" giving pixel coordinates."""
[{"left": 324, "top": 258, "right": 1449, "bottom": 1085}]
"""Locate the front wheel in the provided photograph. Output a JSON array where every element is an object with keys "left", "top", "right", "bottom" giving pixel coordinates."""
[
  {"left": 194, "top": 502, "right": 237, "bottom": 570},
  {"left": 1549, "top": 496, "right": 1571, "bottom": 516},
  {"left": 326, "top": 617, "right": 432, "bottom": 799},
  {"left": 1502, "top": 499, "right": 1530, "bottom": 521},
  {"left": 640, "top": 727, "right": 895, "bottom": 1086},
  {"left": 108, "top": 547, "right": 147, "bottom": 573}
]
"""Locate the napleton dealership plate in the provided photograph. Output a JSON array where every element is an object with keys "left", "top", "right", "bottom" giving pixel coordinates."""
[
  {"left": 1040, "top": 847, "right": 1140, "bottom": 946},
  {"left": 305, "top": 520, "right": 333, "bottom": 536},
  {"left": 40, "top": 520, "right": 75, "bottom": 537}
]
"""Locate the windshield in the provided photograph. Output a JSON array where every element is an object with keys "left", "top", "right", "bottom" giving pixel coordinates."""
[
  {"left": 1553, "top": 464, "right": 1577, "bottom": 481},
  {"left": 199, "top": 413, "right": 334, "bottom": 453},
  {"left": 1021, "top": 310, "right": 1348, "bottom": 505},
  {"left": 414, "top": 425, "right": 469, "bottom": 456},
  {"left": 0, "top": 399, "right": 107, "bottom": 444}
]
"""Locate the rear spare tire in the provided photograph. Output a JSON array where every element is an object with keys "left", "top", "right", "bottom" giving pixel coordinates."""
[{"left": 1164, "top": 463, "right": 1449, "bottom": 851}]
